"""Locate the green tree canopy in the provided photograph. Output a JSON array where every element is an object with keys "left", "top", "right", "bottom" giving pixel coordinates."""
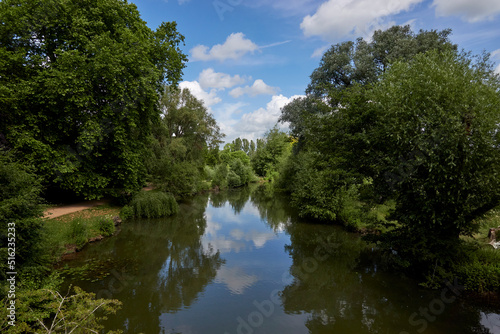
[
  {"left": 147, "top": 87, "right": 224, "bottom": 197},
  {"left": 365, "top": 50, "right": 500, "bottom": 262},
  {"left": 306, "top": 25, "right": 456, "bottom": 98},
  {"left": 0, "top": 0, "right": 187, "bottom": 199}
]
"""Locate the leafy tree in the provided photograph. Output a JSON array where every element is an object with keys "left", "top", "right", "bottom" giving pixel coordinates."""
[
  {"left": 0, "top": 151, "right": 48, "bottom": 285},
  {"left": 252, "top": 127, "right": 291, "bottom": 178},
  {"left": 0, "top": 0, "right": 187, "bottom": 199},
  {"left": 364, "top": 50, "right": 500, "bottom": 275},
  {"left": 242, "top": 138, "right": 250, "bottom": 154},
  {"left": 249, "top": 140, "right": 256, "bottom": 155},
  {"left": 307, "top": 25, "right": 456, "bottom": 99},
  {"left": 147, "top": 87, "right": 224, "bottom": 197}
]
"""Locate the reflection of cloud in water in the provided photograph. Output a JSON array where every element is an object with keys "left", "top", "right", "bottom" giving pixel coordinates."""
[
  {"left": 230, "top": 229, "right": 277, "bottom": 248},
  {"left": 204, "top": 237, "right": 246, "bottom": 254},
  {"left": 215, "top": 266, "right": 259, "bottom": 295},
  {"left": 205, "top": 218, "right": 221, "bottom": 237},
  {"left": 480, "top": 312, "right": 500, "bottom": 334}
]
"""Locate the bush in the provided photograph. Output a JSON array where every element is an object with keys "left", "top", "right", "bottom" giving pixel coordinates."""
[
  {"left": 0, "top": 273, "right": 122, "bottom": 333},
  {"left": 126, "top": 191, "right": 179, "bottom": 218},
  {"left": 95, "top": 216, "right": 115, "bottom": 237},
  {"left": 456, "top": 248, "right": 500, "bottom": 293},
  {"left": 119, "top": 205, "right": 134, "bottom": 220},
  {"left": 227, "top": 170, "right": 242, "bottom": 188}
]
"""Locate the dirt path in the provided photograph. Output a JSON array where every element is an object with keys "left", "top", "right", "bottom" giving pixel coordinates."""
[
  {"left": 43, "top": 199, "right": 110, "bottom": 219},
  {"left": 43, "top": 186, "right": 153, "bottom": 219}
]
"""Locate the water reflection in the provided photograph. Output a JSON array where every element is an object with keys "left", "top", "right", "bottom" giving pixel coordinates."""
[{"left": 61, "top": 185, "right": 499, "bottom": 334}]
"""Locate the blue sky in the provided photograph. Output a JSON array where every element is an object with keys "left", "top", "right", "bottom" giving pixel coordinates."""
[{"left": 130, "top": 0, "right": 500, "bottom": 143}]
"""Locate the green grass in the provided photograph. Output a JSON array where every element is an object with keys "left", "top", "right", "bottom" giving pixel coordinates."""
[{"left": 42, "top": 215, "right": 116, "bottom": 262}]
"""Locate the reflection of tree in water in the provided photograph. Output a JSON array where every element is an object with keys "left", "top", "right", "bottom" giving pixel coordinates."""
[
  {"left": 97, "top": 194, "right": 224, "bottom": 333},
  {"left": 209, "top": 185, "right": 254, "bottom": 213},
  {"left": 250, "top": 183, "right": 294, "bottom": 231},
  {"left": 280, "top": 222, "right": 496, "bottom": 333}
]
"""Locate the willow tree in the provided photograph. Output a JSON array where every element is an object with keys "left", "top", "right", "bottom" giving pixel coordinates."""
[{"left": 0, "top": 0, "right": 187, "bottom": 199}]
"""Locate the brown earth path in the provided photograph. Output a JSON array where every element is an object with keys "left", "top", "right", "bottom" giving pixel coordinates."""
[
  {"left": 43, "top": 199, "right": 110, "bottom": 219},
  {"left": 43, "top": 186, "right": 154, "bottom": 219}
]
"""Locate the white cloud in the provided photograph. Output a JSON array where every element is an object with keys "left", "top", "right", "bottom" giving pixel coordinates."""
[
  {"left": 215, "top": 266, "right": 258, "bottom": 294},
  {"left": 433, "top": 0, "right": 500, "bottom": 22},
  {"left": 190, "top": 32, "right": 259, "bottom": 62},
  {"left": 491, "top": 49, "right": 500, "bottom": 75},
  {"left": 227, "top": 94, "right": 305, "bottom": 141},
  {"left": 198, "top": 68, "right": 247, "bottom": 90},
  {"left": 229, "top": 79, "right": 279, "bottom": 98},
  {"left": 179, "top": 81, "right": 221, "bottom": 107},
  {"left": 300, "top": 0, "right": 424, "bottom": 41}
]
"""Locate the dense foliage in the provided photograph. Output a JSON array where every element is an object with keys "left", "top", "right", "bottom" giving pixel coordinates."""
[
  {"left": 121, "top": 191, "right": 179, "bottom": 219},
  {"left": 277, "top": 25, "right": 500, "bottom": 285},
  {"left": 147, "top": 87, "right": 223, "bottom": 197},
  {"left": 0, "top": 151, "right": 48, "bottom": 284},
  {"left": 0, "top": 0, "right": 187, "bottom": 199}
]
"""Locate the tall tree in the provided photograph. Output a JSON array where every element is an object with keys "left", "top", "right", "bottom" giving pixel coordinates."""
[
  {"left": 0, "top": 0, "right": 187, "bottom": 199},
  {"left": 306, "top": 25, "right": 456, "bottom": 99},
  {"left": 365, "top": 50, "right": 500, "bottom": 272},
  {"left": 147, "top": 87, "right": 224, "bottom": 197}
]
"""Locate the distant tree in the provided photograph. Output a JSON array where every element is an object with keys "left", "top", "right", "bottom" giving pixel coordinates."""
[
  {"left": 242, "top": 139, "right": 250, "bottom": 154},
  {"left": 233, "top": 138, "right": 243, "bottom": 152},
  {"left": 249, "top": 140, "right": 256, "bottom": 155},
  {"left": 147, "top": 87, "right": 224, "bottom": 197},
  {"left": 0, "top": 0, "right": 187, "bottom": 199},
  {"left": 252, "top": 128, "right": 291, "bottom": 177}
]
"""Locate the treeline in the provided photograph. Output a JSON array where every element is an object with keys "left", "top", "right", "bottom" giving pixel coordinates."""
[
  {"left": 0, "top": 0, "right": 207, "bottom": 331},
  {"left": 268, "top": 25, "right": 500, "bottom": 289}
]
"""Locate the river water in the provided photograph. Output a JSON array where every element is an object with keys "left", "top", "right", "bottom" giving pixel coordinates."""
[{"left": 62, "top": 185, "right": 500, "bottom": 334}]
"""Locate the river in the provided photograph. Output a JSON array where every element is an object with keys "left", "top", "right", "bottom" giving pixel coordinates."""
[{"left": 61, "top": 185, "right": 500, "bottom": 333}]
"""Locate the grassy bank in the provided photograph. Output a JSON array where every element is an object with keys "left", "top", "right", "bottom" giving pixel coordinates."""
[{"left": 43, "top": 204, "right": 121, "bottom": 262}]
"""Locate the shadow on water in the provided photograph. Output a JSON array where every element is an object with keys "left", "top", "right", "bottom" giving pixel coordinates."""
[{"left": 60, "top": 184, "right": 499, "bottom": 334}]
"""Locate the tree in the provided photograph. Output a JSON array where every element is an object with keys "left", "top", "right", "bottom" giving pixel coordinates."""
[
  {"left": 0, "top": 151, "right": 48, "bottom": 284},
  {"left": 364, "top": 50, "right": 500, "bottom": 273},
  {"left": 147, "top": 87, "right": 224, "bottom": 197},
  {"left": 306, "top": 25, "right": 456, "bottom": 99},
  {"left": 0, "top": 0, "right": 187, "bottom": 199},
  {"left": 251, "top": 127, "right": 291, "bottom": 177}
]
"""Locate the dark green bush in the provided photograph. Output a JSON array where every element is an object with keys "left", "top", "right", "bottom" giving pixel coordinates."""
[
  {"left": 456, "top": 248, "right": 500, "bottom": 293},
  {"left": 126, "top": 191, "right": 179, "bottom": 218},
  {"left": 96, "top": 216, "right": 115, "bottom": 237},
  {"left": 227, "top": 170, "right": 242, "bottom": 188}
]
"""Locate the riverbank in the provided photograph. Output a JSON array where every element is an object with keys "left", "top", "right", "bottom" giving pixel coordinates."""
[{"left": 43, "top": 204, "right": 122, "bottom": 261}]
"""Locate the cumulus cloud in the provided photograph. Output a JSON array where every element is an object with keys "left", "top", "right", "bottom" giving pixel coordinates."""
[
  {"left": 300, "top": 0, "right": 424, "bottom": 41},
  {"left": 229, "top": 79, "right": 279, "bottom": 98},
  {"left": 198, "top": 68, "right": 247, "bottom": 90},
  {"left": 433, "top": 0, "right": 500, "bottom": 22},
  {"left": 226, "top": 94, "right": 304, "bottom": 141},
  {"left": 492, "top": 49, "right": 500, "bottom": 75},
  {"left": 179, "top": 81, "right": 221, "bottom": 107},
  {"left": 190, "top": 32, "right": 259, "bottom": 62}
]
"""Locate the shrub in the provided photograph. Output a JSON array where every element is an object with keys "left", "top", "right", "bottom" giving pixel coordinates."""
[
  {"left": 227, "top": 170, "right": 242, "bottom": 188},
  {"left": 456, "top": 248, "right": 500, "bottom": 293},
  {"left": 126, "top": 191, "right": 179, "bottom": 218},
  {"left": 119, "top": 205, "right": 134, "bottom": 220},
  {"left": 95, "top": 216, "right": 115, "bottom": 237}
]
